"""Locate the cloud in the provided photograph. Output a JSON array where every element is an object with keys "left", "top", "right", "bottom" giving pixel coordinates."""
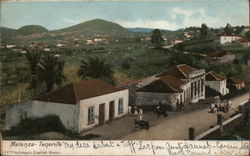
[{"left": 63, "top": 18, "right": 79, "bottom": 25}]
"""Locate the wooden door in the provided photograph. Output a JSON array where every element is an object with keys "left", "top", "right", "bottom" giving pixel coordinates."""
[
  {"left": 109, "top": 101, "right": 115, "bottom": 121},
  {"left": 99, "top": 104, "right": 105, "bottom": 125}
]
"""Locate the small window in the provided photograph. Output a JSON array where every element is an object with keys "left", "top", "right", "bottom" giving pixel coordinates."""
[
  {"left": 118, "top": 98, "right": 124, "bottom": 114},
  {"left": 88, "top": 106, "right": 95, "bottom": 124}
]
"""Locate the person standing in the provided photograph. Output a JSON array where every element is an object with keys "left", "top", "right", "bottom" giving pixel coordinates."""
[{"left": 128, "top": 105, "right": 132, "bottom": 116}]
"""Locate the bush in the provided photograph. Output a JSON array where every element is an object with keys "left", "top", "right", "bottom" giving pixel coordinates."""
[{"left": 4, "top": 115, "right": 66, "bottom": 136}]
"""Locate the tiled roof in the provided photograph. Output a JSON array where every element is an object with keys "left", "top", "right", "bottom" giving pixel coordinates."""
[
  {"left": 227, "top": 77, "right": 244, "bottom": 84},
  {"left": 207, "top": 51, "right": 234, "bottom": 57},
  {"left": 116, "top": 77, "right": 146, "bottom": 87},
  {"left": 217, "top": 34, "right": 238, "bottom": 37},
  {"left": 204, "top": 57, "right": 220, "bottom": 63},
  {"left": 34, "top": 79, "right": 125, "bottom": 104},
  {"left": 137, "top": 75, "right": 185, "bottom": 93},
  {"left": 157, "top": 64, "right": 197, "bottom": 79},
  {"left": 205, "top": 71, "right": 225, "bottom": 81}
]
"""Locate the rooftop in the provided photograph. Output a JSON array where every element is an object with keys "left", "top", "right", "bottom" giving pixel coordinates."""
[
  {"left": 227, "top": 77, "right": 244, "bottom": 84},
  {"left": 34, "top": 79, "right": 125, "bottom": 104},
  {"left": 137, "top": 75, "right": 186, "bottom": 93},
  {"left": 157, "top": 64, "right": 197, "bottom": 79},
  {"left": 205, "top": 71, "right": 225, "bottom": 81}
]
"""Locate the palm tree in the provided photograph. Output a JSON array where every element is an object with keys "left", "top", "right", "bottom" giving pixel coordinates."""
[
  {"left": 77, "top": 57, "right": 114, "bottom": 83},
  {"left": 25, "top": 48, "right": 41, "bottom": 96},
  {"left": 37, "top": 53, "right": 66, "bottom": 92}
]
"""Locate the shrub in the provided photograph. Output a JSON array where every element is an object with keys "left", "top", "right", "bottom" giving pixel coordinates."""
[{"left": 4, "top": 115, "right": 66, "bottom": 136}]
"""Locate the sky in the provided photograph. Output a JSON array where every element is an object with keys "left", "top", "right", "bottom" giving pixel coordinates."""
[{"left": 0, "top": 0, "right": 249, "bottom": 31}]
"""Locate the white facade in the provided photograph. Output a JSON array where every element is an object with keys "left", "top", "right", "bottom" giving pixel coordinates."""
[
  {"left": 5, "top": 89, "right": 129, "bottom": 133},
  {"left": 205, "top": 79, "right": 229, "bottom": 96},
  {"left": 78, "top": 90, "right": 129, "bottom": 132},
  {"left": 216, "top": 35, "right": 241, "bottom": 44}
]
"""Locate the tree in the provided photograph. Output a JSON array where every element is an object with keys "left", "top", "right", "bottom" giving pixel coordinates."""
[
  {"left": 151, "top": 29, "right": 163, "bottom": 48},
  {"left": 224, "top": 23, "right": 233, "bottom": 34},
  {"left": 246, "top": 31, "right": 250, "bottom": 41},
  {"left": 200, "top": 23, "right": 208, "bottom": 39},
  {"left": 25, "top": 48, "right": 41, "bottom": 96},
  {"left": 37, "top": 53, "right": 66, "bottom": 92},
  {"left": 168, "top": 52, "right": 195, "bottom": 67},
  {"left": 77, "top": 57, "right": 114, "bottom": 84}
]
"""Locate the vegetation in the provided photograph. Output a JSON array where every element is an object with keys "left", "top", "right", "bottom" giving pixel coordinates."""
[
  {"left": 4, "top": 115, "right": 67, "bottom": 136},
  {"left": 151, "top": 29, "right": 163, "bottom": 48},
  {"left": 37, "top": 53, "right": 66, "bottom": 92},
  {"left": 200, "top": 23, "right": 208, "bottom": 39},
  {"left": 224, "top": 23, "right": 233, "bottom": 35},
  {"left": 25, "top": 48, "right": 42, "bottom": 96},
  {"left": 17, "top": 25, "right": 48, "bottom": 35},
  {"left": 77, "top": 57, "right": 114, "bottom": 84}
]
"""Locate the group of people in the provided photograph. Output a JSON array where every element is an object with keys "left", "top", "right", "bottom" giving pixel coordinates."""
[
  {"left": 128, "top": 105, "right": 144, "bottom": 121},
  {"left": 210, "top": 100, "right": 231, "bottom": 113}
]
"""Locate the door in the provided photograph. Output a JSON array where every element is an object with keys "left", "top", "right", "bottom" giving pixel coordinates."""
[
  {"left": 99, "top": 104, "right": 105, "bottom": 125},
  {"left": 109, "top": 101, "right": 115, "bottom": 121}
]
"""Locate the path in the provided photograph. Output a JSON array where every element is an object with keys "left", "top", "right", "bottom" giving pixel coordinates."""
[{"left": 122, "top": 93, "right": 249, "bottom": 140}]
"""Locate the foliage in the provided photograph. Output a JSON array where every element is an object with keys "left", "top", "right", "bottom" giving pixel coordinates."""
[
  {"left": 4, "top": 115, "right": 66, "bottom": 136},
  {"left": 113, "top": 72, "right": 133, "bottom": 85},
  {"left": 77, "top": 57, "right": 114, "bottom": 84},
  {"left": 246, "top": 31, "right": 250, "bottom": 41},
  {"left": 224, "top": 23, "right": 233, "bottom": 35},
  {"left": 151, "top": 29, "right": 163, "bottom": 49},
  {"left": 200, "top": 23, "right": 208, "bottom": 39},
  {"left": 37, "top": 53, "right": 66, "bottom": 92},
  {"left": 25, "top": 48, "right": 42, "bottom": 96}
]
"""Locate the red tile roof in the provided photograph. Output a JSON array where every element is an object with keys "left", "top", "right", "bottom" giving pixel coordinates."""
[
  {"left": 205, "top": 71, "right": 225, "bottom": 81},
  {"left": 116, "top": 77, "right": 146, "bottom": 87},
  {"left": 227, "top": 77, "right": 244, "bottom": 84},
  {"left": 137, "top": 75, "right": 185, "bottom": 93},
  {"left": 157, "top": 64, "right": 197, "bottom": 79},
  {"left": 34, "top": 79, "right": 125, "bottom": 104}
]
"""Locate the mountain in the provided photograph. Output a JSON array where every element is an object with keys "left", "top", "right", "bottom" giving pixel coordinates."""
[
  {"left": 127, "top": 27, "right": 155, "bottom": 33},
  {"left": 17, "top": 25, "right": 48, "bottom": 35},
  {"left": 57, "top": 19, "right": 131, "bottom": 34}
]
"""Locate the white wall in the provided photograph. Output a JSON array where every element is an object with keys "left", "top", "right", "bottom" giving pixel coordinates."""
[
  {"left": 5, "top": 101, "right": 33, "bottom": 130},
  {"left": 78, "top": 89, "right": 129, "bottom": 132},
  {"left": 5, "top": 100, "right": 78, "bottom": 131},
  {"left": 32, "top": 101, "right": 78, "bottom": 131},
  {"left": 219, "top": 36, "right": 241, "bottom": 44},
  {"left": 205, "top": 79, "right": 228, "bottom": 95}
]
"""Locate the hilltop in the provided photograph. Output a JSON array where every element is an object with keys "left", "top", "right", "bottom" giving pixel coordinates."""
[
  {"left": 56, "top": 19, "right": 131, "bottom": 34},
  {"left": 17, "top": 25, "right": 48, "bottom": 35}
]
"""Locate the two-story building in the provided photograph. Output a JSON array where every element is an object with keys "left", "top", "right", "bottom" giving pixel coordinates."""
[{"left": 214, "top": 34, "right": 241, "bottom": 45}]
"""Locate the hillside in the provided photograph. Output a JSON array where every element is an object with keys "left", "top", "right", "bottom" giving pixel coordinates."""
[
  {"left": 17, "top": 25, "right": 48, "bottom": 35},
  {"left": 57, "top": 19, "right": 131, "bottom": 34}
]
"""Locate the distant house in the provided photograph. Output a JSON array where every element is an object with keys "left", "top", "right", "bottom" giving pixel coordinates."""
[
  {"left": 227, "top": 77, "right": 246, "bottom": 90},
  {"left": 86, "top": 39, "right": 94, "bottom": 45},
  {"left": 205, "top": 71, "right": 229, "bottom": 96},
  {"left": 237, "top": 38, "right": 250, "bottom": 47},
  {"left": 6, "top": 44, "right": 17, "bottom": 49},
  {"left": 135, "top": 64, "right": 206, "bottom": 110},
  {"left": 204, "top": 51, "right": 235, "bottom": 64},
  {"left": 214, "top": 34, "right": 241, "bottom": 45},
  {"left": 5, "top": 79, "right": 129, "bottom": 133},
  {"left": 171, "top": 38, "right": 183, "bottom": 45}
]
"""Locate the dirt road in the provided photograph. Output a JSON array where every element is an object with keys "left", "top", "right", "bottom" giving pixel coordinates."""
[{"left": 122, "top": 93, "right": 249, "bottom": 140}]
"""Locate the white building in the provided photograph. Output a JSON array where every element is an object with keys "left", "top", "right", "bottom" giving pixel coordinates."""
[
  {"left": 135, "top": 64, "right": 206, "bottom": 110},
  {"left": 171, "top": 38, "right": 183, "bottom": 45},
  {"left": 215, "top": 34, "right": 241, "bottom": 45},
  {"left": 5, "top": 79, "right": 129, "bottom": 133},
  {"left": 205, "top": 71, "right": 229, "bottom": 96}
]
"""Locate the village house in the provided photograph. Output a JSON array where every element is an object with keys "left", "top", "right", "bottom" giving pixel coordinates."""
[
  {"left": 237, "top": 38, "right": 250, "bottom": 47},
  {"left": 135, "top": 64, "right": 206, "bottom": 110},
  {"left": 214, "top": 34, "right": 241, "bottom": 45},
  {"left": 5, "top": 79, "right": 129, "bottom": 133},
  {"left": 171, "top": 38, "right": 183, "bottom": 45},
  {"left": 227, "top": 76, "right": 246, "bottom": 90},
  {"left": 205, "top": 71, "right": 229, "bottom": 96},
  {"left": 204, "top": 51, "right": 235, "bottom": 65},
  {"left": 6, "top": 44, "right": 17, "bottom": 49}
]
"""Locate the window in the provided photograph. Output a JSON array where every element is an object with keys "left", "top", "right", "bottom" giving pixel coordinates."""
[
  {"left": 118, "top": 98, "right": 124, "bottom": 114},
  {"left": 88, "top": 106, "right": 95, "bottom": 124}
]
